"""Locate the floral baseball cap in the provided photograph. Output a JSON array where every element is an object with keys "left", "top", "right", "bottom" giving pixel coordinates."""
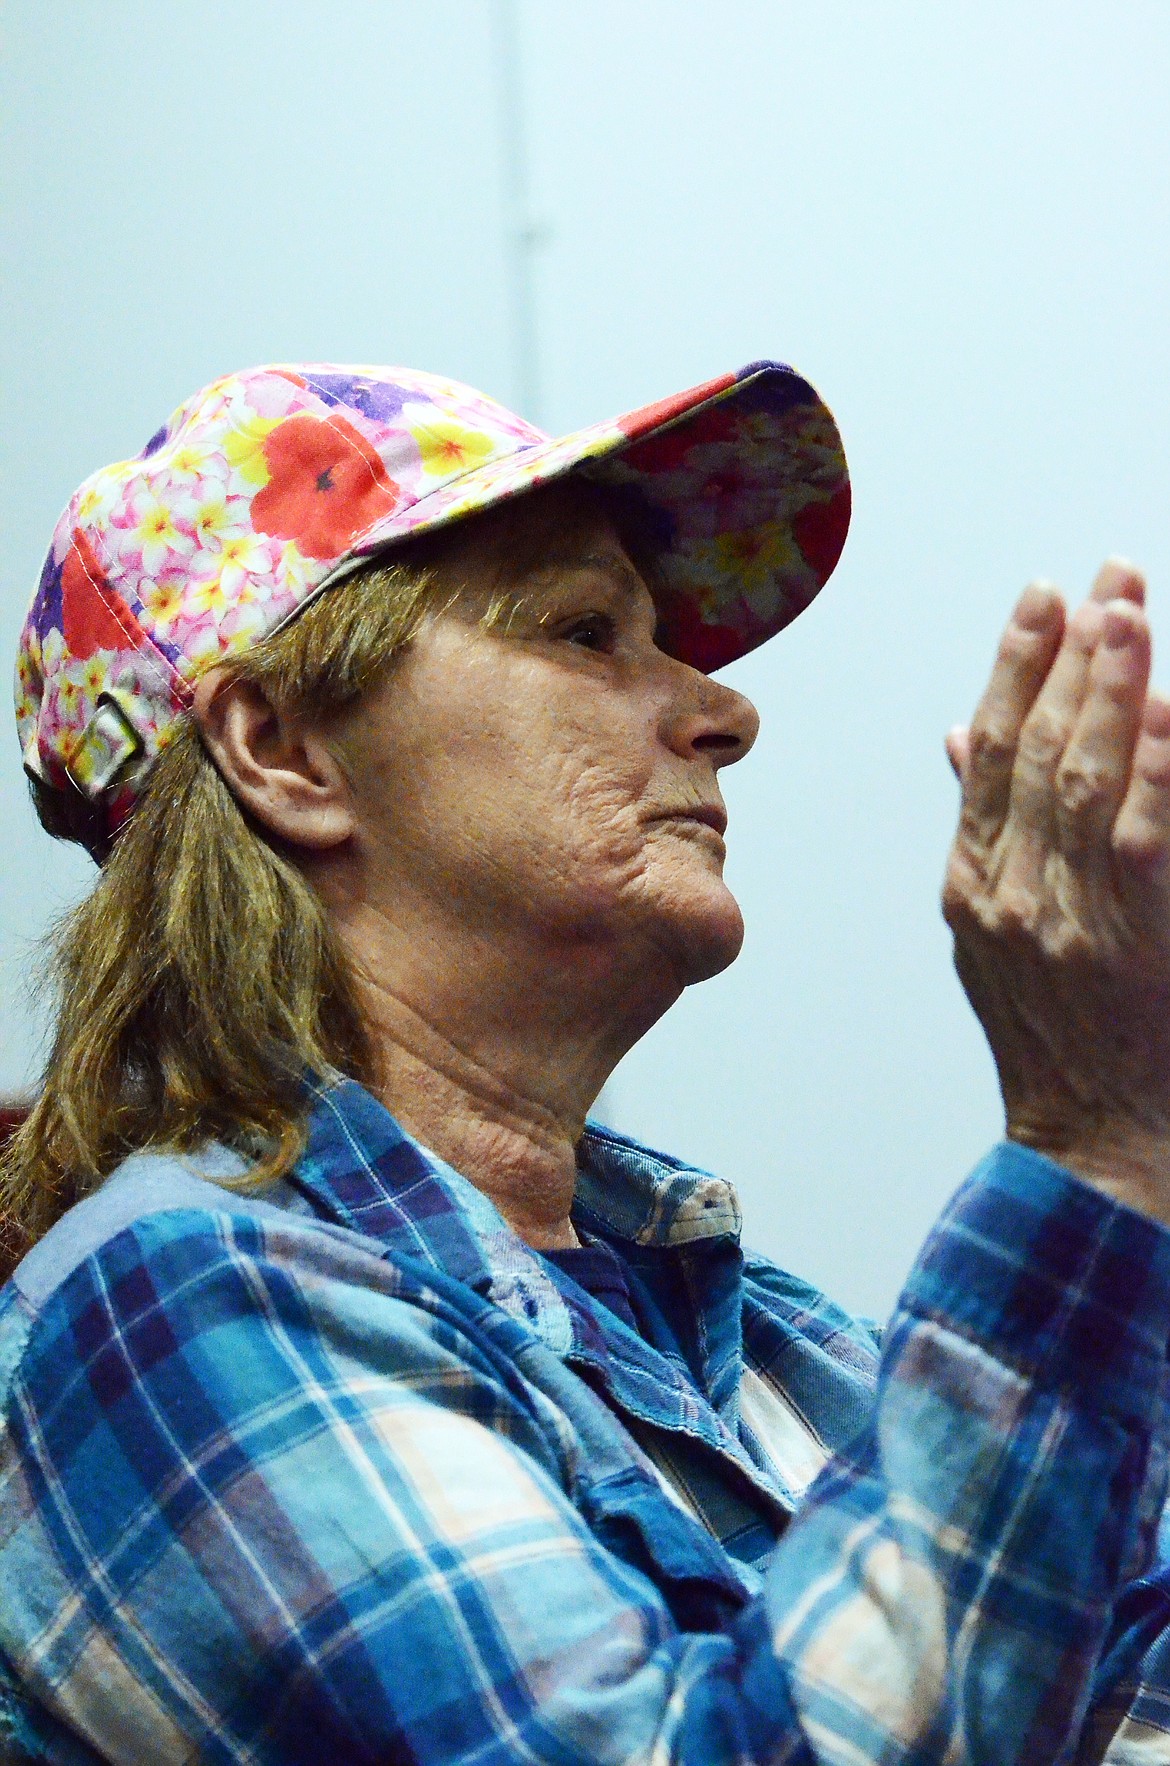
[{"left": 16, "top": 360, "right": 849, "bottom": 850}]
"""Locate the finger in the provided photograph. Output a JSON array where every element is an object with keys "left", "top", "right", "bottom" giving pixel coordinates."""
[
  {"left": 1089, "top": 556, "right": 1147, "bottom": 609},
  {"left": 996, "top": 569, "right": 1145, "bottom": 878},
  {"left": 945, "top": 726, "right": 969, "bottom": 780},
  {"left": 960, "top": 583, "right": 1065, "bottom": 848},
  {"left": 1113, "top": 692, "right": 1170, "bottom": 916},
  {"left": 1054, "top": 599, "right": 1152, "bottom": 867},
  {"left": 997, "top": 597, "right": 1106, "bottom": 868}
]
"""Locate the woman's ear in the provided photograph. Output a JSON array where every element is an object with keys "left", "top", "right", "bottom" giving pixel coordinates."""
[{"left": 192, "top": 670, "right": 357, "bottom": 850}]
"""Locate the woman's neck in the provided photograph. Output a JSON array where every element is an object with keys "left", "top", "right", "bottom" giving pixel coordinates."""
[
  {"left": 337, "top": 904, "right": 676, "bottom": 1249},
  {"left": 372, "top": 1029, "right": 584, "bottom": 1249}
]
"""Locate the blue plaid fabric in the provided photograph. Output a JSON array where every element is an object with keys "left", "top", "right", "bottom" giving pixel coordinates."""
[{"left": 3, "top": 1073, "right": 1170, "bottom": 1762}]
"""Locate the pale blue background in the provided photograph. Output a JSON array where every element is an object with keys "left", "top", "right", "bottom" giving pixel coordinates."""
[{"left": 3, "top": 2, "right": 1169, "bottom": 1315}]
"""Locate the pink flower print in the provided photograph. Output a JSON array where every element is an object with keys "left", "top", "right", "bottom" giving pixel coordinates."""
[
  {"left": 180, "top": 573, "right": 237, "bottom": 627},
  {"left": 55, "top": 671, "right": 83, "bottom": 726},
  {"left": 15, "top": 694, "right": 38, "bottom": 758},
  {"left": 407, "top": 411, "right": 501, "bottom": 484},
  {"left": 232, "top": 370, "right": 309, "bottom": 422},
  {"left": 711, "top": 522, "right": 798, "bottom": 600},
  {"left": 159, "top": 441, "right": 226, "bottom": 485},
  {"left": 191, "top": 493, "right": 233, "bottom": 548},
  {"left": 222, "top": 412, "right": 282, "bottom": 489},
  {"left": 423, "top": 378, "right": 544, "bottom": 446},
  {"left": 74, "top": 470, "right": 126, "bottom": 533},
  {"left": 177, "top": 615, "right": 231, "bottom": 674},
  {"left": 698, "top": 452, "right": 757, "bottom": 514},
  {"left": 172, "top": 483, "right": 250, "bottom": 553},
  {"left": 213, "top": 530, "right": 279, "bottom": 599},
  {"left": 274, "top": 538, "right": 312, "bottom": 593},
  {"left": 40, "top": 626, "right": 66, "bottom": 675},
  {"left": 106, "top": 474, "right": 150, "bottom": 530},
  {"left": 119, "top": 488, "right": 195, "bottom": 577},
  {"left": 217, "top": 598, "right": 269, "bottom": 651}
]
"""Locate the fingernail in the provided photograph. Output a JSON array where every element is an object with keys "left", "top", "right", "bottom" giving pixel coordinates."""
[
  {"left": 1103, "top": 601, "right": 1139, "bottom": 648},
  {"left": 1014, "top": 582, "right": 1058, "bottom": 630},
  {"left": 1098, "top": 558, "right": 1147, "bottom": 605}
]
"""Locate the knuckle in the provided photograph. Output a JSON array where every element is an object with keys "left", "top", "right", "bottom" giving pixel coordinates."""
[
  {"left": 941, "top": 857, "right": 979, "bottom": 928},
  {"left": 1044, "top": 917, "right": 1093, "bottom": 966},
  {"left": 1055, "top": 758, "right": 1112, "bottom": 819},
  {"left": 1017, "top": 707, "right": 1066, "bottom": 769},
  {"left": 1096, "top": 670, "right": 1135, "bottom": 709},
  {"left": 968, "top": 721, "right": 1015, "bottom": 771},
  {"left": 997, "top": 624, "right": 1042, "bottom": 666},
  {"left": 989, "top": 884, "right": 1040, "bottom": 942}
]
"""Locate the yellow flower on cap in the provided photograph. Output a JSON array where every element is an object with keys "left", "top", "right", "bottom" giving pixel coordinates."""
[
  {"left": 18, "top": 359, "right": 850, "bottom": 852},
  {"left": 143, "top": 577, "right": 186, "bottom": 634},
  {"left": 412, "top": 414, "right": 499, "bottom": 481},
  {"left": 181, "top": 574, "right": 236, "bottom": 624},
  {"left": 77, "top": 472, "right": 127, "bottom": 526},
  {"left": 166, "top": 442, "right": 221, "bottom": 482},
  {"left": 222, "top": 413, "right": 281, "bottom": 488},
  {"left": 81, "top": 656, "right": 109, "bottom": 701},
  {"left": 187, "top": 490, "right": 238, "bottom": 548},
  {"left": 130, "top": 494, "right": 192, "bottom": 577}
]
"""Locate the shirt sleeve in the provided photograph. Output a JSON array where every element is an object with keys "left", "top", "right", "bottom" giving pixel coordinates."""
[{"left": 3, "top": 1142, "right": 1170, "bottom": 1766}]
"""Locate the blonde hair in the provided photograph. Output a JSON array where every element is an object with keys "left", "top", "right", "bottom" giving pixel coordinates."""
[{"left": 0, "top": 542, "right": 515, "bottom": 1278}]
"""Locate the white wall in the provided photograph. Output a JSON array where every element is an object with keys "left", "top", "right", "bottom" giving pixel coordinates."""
[{"left": 4, "top": 1, "right": 1169, "bottom": 1315}]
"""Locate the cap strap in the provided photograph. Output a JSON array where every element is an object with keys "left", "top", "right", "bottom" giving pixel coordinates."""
[{"left": 65, "top": 691, "right": 145, "bottom": 800}]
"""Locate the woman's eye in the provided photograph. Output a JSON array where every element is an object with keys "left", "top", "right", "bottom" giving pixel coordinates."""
[{"left": 560, "top": 613, "right": 616, "bottom": 652}]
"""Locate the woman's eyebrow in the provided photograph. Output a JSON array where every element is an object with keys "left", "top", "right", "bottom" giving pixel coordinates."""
[{"left": 538, "top": 550, "right": 648, "bottom": 600}]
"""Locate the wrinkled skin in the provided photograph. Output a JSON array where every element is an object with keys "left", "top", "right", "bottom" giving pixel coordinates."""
[
  {"left": 944, "top": 559, "right": 1170, "bottom": 1223},
  {"left": 330, "top": 495, "right": 757, "bottom": 997},
  {"left": 198, "top": 471, "right": 1170, "bottom": 1243},
  {"left": 196, "top": 486, "right": 757, "bottom": 1244}
]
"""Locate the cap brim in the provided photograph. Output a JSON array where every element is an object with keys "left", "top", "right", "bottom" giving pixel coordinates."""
[{"left": 347, "top": 361, "right": 850, "bottom": 673}]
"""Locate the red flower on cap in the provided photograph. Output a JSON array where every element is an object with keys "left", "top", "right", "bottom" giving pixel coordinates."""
[
  {"left": 621, "top": 398, "right": 738, "bottom": 476},
  {"left": 792, "top": 484, "right": 851, "bottom": 583},
  {"left": 250, "top": 412, "right": 401, "bottom": 560},
  {"left": 62, "top": 531, "right": 151, "bottom": 661},
  {"left": 653, "top": 586, "right": 745, "bottom": 672}
]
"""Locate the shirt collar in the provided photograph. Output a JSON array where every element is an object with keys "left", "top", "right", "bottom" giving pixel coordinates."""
[
  {"left": 573, "top": 1121, "right": 742, "bottom": 1246},
  {"left": 285, "top": 1074, "right": 742, "bottom": 1355}
]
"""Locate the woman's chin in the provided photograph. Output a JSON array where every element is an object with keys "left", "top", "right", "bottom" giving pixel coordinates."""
[
  {"left": 687, "top": 915, "right": 746, "bottom": 983},
  {"left": 651, "top": 882, "right": 746, "bottom": 985}
]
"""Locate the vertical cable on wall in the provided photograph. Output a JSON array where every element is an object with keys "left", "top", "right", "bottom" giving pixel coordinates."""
[{"left": 493, "top": 0, "right": 546, "bottom": 428}]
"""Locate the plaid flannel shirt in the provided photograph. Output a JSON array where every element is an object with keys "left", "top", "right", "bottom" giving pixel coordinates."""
[{"left": 3, "top": 1073, "right": 1170, "bottom": 1763}]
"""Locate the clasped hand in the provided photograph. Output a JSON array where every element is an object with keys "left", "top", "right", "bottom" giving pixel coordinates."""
[{"left": 944, "top": 561, "right": 1170, "bottom": 1224}]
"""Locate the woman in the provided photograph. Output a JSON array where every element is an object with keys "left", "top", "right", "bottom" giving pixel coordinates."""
[{"left": 2, "top": 360, "right": 1170, "bottom": 1764}]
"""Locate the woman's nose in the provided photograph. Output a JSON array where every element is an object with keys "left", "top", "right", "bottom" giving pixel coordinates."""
[{"left": 666, "top": 669, "right": 760, "bottom": 767}]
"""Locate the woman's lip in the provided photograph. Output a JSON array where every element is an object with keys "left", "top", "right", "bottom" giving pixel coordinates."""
[{"left": 652, "top": 806, "right": 728, "bottom": 837}]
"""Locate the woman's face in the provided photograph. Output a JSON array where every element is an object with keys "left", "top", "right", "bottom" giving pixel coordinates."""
[{"left": 333, "top": 485, "right": 761, "bottom": 993}]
